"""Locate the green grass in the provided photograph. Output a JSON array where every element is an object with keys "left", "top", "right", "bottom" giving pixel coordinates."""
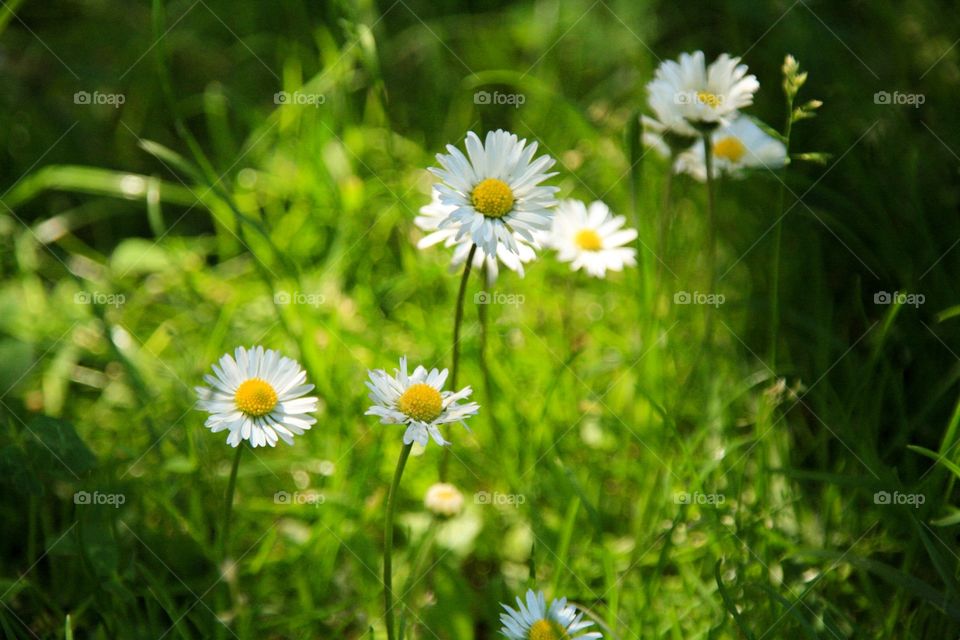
[{"left": 1, "top": 0, "right": 960, "bottom": 637}]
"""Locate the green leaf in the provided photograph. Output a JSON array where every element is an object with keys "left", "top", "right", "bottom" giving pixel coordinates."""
[{"left": 908, "top": 444, "right": 960, "bottom": 480}]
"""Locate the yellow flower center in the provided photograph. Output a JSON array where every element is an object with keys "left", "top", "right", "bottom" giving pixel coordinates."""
[
  {"left": 713, "top": 136, "right": 746, "bottom": 162},
  {"left": 528, "top": 620, "right": 569, "bottom": 640},
  {"left": 471, "top": 178, "right": 515, "bottom": 218},
  {"left": 697, "top": 91, "right": 723, "bottom": 108},
  {"left": 234, "top": 378, "right": 278, "bottom": 417},
  {"left": 575, "top": 229, "right": 603, "bottom": 251},
  {"left": 397, "top": 383, "right": 443, "bottom": 423}
]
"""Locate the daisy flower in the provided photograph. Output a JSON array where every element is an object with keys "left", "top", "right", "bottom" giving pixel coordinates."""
[
  {"left": 365, "top": 357, "right": 479, "bottom": 447},
  {"left": 196, "top": 346, "right": 318, "bottom": 448},
  {"left": 500, "top": 590, "right": 602, "bottom": 640},
  {"left": 547, "top": 200, "right": 638, "bottom": 278},
  {"left": 424, "top": 482, "right": 464, "bottom": 517},
  {"left": 429, "top": 129, "right": 559, "bottom": 259},
  {"left": 674, "top": 116, "right": 787, "bottom": 182},
  {"left": 415, "top": 187, "right": 537, "bottom": 283},
  {"left": 646, "top": 51, "right": 759, "bottom": 134}
]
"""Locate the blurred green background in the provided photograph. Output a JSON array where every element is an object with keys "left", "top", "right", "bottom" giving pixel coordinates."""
[{"left": 1, "top": 0, "right": 960, "bottom": 637}]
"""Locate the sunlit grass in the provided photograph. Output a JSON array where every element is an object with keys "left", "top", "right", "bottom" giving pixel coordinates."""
[{"left": 1, "top": 1, "right": 960, "bottom": 638}]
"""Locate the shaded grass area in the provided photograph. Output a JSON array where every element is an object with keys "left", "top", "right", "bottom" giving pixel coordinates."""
[{"left": 1, "top": 0, "right": 959, "bottom": 637}]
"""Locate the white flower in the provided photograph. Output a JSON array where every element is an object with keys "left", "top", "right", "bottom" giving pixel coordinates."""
[
  {"left": 500, "top": 590, "right": 602, "bottom": 640},
  {"left": 547, "top": 200, "right": 638, "bottom": 278},
  {"left": 196, "top": 346, "right": 318, "bottom": 448},
  {"left": 674, "top": 116, "right": 787, "bottom": 181},
  {"left": 365, "top": 357, "right": 479, "bottom": 447},
  {"left": 424, "top": 482, "right": 464, "bottom": 517},
  {"left": 646, "top": 51, "right": 759, "bottom": 135},
  {"left": 415, "top": 187, "right": 537, "bottom": 284},
  {"left": 429, "top": 129, "right": 559, "bottom": 259}
]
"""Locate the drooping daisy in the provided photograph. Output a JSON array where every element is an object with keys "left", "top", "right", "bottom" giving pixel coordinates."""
[
  {"left": 424, "top": 482, "right": 464, "bottom": 517},
  {"left": 415, "top": 187, "right": 537, "bottom": 283},
  {"left": 547, "top": 200, "right": 638, "bottom": 279},
  {"left": 674, "top": 116, "right": 787, "bottom": 182},
  {"left": 646, "top": 51, "right": 759, "bottom": 135},
  {"left": 429, "top": 130, "right": 559, "bottom": 259},
  {"left": 365, "top": 357, "right": 479, "bottom": 447},
  {"left": 196, "top": 346, "right": 319, "bottom": 448},
  {"left": 500, "top": 590, "right": 602, "bottom": 640}
]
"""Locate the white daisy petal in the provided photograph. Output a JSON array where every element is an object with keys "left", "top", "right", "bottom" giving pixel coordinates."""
[
  {"left": 499, "top": 589, "right": 602, "bottom": 639},
  {"left": 646, "top": 50, "right": 759, "bottom": 137},
  {"left": 546, "top": 199, "right": 638, "bottom": 279},
  {"left": 674, "top": 115, "right": 787, "bottom": 181},
  {"left": 420, "top": 129, "right": 558, "bottom": 274},
  {"left": 195, "top": 346, "right": 318, "bottom": 448},
  {"left": 365, "top": 356, "right": 479, "bottom": 448}
]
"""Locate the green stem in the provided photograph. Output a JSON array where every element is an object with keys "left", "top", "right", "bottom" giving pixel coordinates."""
[
  {"left": 703, "top": 133, "right": 717, "bottom": 347},
  {"left": 219, "top": 443, "right": 244, "bottom": 562},
  {"left": 657, "top": 161, "right": 674, "bottom": 282},
  {"left": 440, "top": 244, "right": 477, "bottom": 481},
  {"left": 384, "top": 443, "right": 413, "bottom": 640},
  {"left": 450, "top": 244, "right": 478, "bottom": 390}
]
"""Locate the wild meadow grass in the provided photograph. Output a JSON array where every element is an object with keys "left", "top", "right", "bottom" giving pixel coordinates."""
[{"left": 1, "top": 0, "right": 960, "bottom": 638}]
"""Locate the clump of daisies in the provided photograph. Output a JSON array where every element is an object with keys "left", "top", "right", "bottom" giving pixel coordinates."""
[
  {"left": 500, "top": 590, "right": 602, "bottom": 640},
  {"left": 428, "top": 129, "right": 559, "bottom": 259},
  {"left": 424, "top": 482, "right": 465, "bottom": 517},
  {"left": 365, "top": 356, "right": 479, "bottom": 447},
  {"left": 546, "top": 199, "right": 637, "bottom": 279},
  {"left": 196, "top": 345, "right": 318, "bottom": 448},
  {"left": 415, "top": 187, "right": 537, "bottom": 284}
]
